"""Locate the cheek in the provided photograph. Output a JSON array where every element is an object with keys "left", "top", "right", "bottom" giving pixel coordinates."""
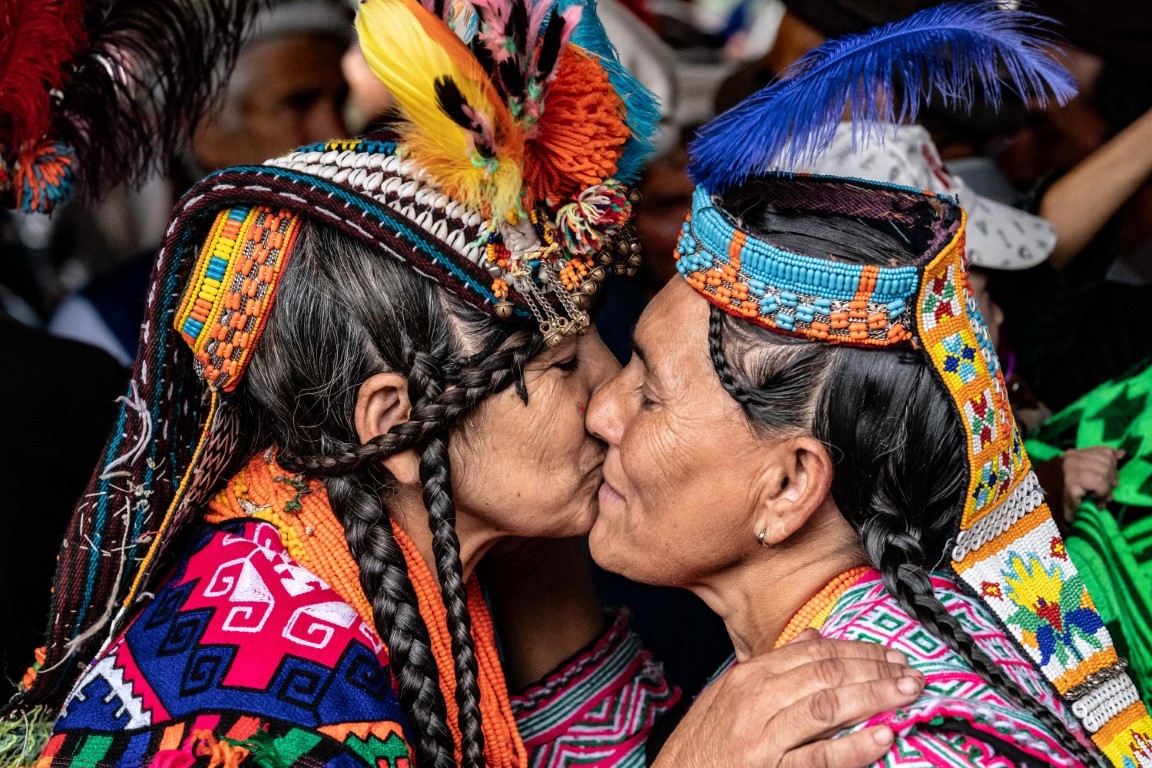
[
  {"left": 592, "top": 410, "right": 751, "bottom": 585},
  {"left": 452, "top": 378, "right": 603, "bottom": 539}
]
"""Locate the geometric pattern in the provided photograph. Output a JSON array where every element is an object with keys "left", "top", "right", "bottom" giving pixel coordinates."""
[
  {"left": 814, "top": 569, "right": 1096, "bottom": 766},
  {"left": 42, "top": 520, "right": 412, "bottom": 767},
  {"left": 511, "top": 612, "right": 680, "bottom": 768}
]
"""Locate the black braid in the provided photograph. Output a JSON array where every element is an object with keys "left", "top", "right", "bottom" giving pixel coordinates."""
[
  {"left": 280, "top": 330, "right": 543, "bottom": 477},
  {"left": 862, "top": 516, "right": 1102, "bottom": 767},
  {"left": 420, "top": 434, "right": 487, "bottom": 768},
  {"left": 406, "top": 348, "right": 487, "bottom": 768},
  {"left": 328, "top": 470, "right": 456, "bottom": 768}
]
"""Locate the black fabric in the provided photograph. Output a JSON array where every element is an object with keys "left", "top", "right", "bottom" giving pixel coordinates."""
[
  {"left": 0, "top": 316, "right": 128, "bottom": 694},
  {"left": 781, "top": 0, "right": 970, "bottom": 40}
]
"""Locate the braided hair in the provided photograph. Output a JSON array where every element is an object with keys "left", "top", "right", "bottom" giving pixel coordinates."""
[
  {"left": 236, "top": 223, "right": 543, "bottom": 768},
  {"left": 705, "top": 198, "right": 1103, "bottom": 766}
]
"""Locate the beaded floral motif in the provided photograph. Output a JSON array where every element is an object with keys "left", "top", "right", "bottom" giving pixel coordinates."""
[{"left": 916, "top": 237, "right": 1025, "bottom": 526}]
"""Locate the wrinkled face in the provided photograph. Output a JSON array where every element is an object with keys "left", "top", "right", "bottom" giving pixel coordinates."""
[
  {"left": 451, "top": 329, "right": 620, "bottom": 540},
  {"left": 586, "top": 280, "right": 774, "bottom": 585}
]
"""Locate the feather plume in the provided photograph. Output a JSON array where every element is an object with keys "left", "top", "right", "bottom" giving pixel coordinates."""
[
  {"left": 689, "top": 2, "right": 1076, "bottom": 193},
  {"left": 357, "top": 0, "right": 525, "bottom": 215},
  {"left": 2, "top": 0, "right": 266, "bottom": 208},
  {"left": 562, "top": 0, "right": 659, "bottom": 183},
  {"left": 0, "top": 0, "right": 86, "bottom": 156}
]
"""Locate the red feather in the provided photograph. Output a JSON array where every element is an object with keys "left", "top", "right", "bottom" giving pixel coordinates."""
[{"left": 0, "top": 0, "right": 87, "bottom": 153}]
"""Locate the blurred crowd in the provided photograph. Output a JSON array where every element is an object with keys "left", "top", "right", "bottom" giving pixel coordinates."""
[{"left": 4, "top": 0, "right": 1152, "bottom": 696}]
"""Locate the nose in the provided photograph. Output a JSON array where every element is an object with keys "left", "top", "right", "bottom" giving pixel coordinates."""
[
  {"left": 586, "top": 369, "right": 624, "bottom": 447},
  {"left": 579, "top": 330, "right": 622, "bottom": 390}
]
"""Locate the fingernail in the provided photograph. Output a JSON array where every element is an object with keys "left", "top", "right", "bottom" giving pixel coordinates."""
[
  {"left": 873, "top": 727, "right": 894, "bottom": 746},
  {"left": 897, "top": 675, "right": 921, "bottom": 695},
  {"left": 886, "top": 649, "right": 908, "bottom": 665}
]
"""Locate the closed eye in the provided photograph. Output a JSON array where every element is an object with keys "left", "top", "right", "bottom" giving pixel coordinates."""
[{"left": 555, "top": 356, "right": 580, "bottom": 373}]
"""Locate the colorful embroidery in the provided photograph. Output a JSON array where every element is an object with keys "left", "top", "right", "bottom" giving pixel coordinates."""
[
  {"left": 511, "top": 612, "right": 680, "bottom": 768},
  {"left": 820, "top": 570, "right": 1093, "bottom": 766},
  {"left": 45, "top": 519, "right": 412, "bottom": 767},
  {"left": 175, "top": 206, "right": 300, "bottom": 392}
]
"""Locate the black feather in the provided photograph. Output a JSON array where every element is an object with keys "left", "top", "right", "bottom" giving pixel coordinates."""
[
  {"left": 435, "top": 76, "right": 479, "bottom": 130},
  {"left": 499, "top": 58, "right": 525, "bottom": 100},
  {"left": 534, "top": 7, "right": 565, "bottom": 83},
  {"left": 56, "top": 0, "right": 268, "bottom": 202}
]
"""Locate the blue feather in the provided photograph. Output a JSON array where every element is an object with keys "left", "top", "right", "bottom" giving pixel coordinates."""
[
  {"left": 688, "top": 2, "right": 1076, "bottom": 193},
  {"left": 559, "top": 0, "right": 661, "bottom": 183}
]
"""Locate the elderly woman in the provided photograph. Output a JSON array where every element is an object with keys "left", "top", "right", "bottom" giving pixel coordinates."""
[
  {"left": 585, "top": 8, "right": 1152, "bottom": 767},
  {"left": 8, "top": 0, "right": 922, "bottom": 766}
]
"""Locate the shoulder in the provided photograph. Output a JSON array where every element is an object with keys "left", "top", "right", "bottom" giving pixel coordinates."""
[
  {"left": 45, "top": 520, "right": 412, "bottom": 767},
  {"left": 820, "top": 570, "right": 1087, "bottom": 767},
  {"left": 511, "top": 611, "right": 681, "bottom": 762}
]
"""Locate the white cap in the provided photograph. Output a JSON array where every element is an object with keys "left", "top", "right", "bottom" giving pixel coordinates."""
[{"left": 788, "top": 123, "right": 1054, "bottom": 270}]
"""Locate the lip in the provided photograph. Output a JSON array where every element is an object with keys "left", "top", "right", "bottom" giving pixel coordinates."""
[{"left": 598, "top": 479, "right": 625, "bottom": 508}]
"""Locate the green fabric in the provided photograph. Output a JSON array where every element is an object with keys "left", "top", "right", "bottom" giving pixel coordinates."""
[{"left": 1026, "top": 359, "right": 1152, "bottom": 702}]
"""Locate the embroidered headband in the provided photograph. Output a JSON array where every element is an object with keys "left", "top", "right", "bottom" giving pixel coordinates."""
[{"left": 676, "top": 4, "right": 1150, "bottom": 765}]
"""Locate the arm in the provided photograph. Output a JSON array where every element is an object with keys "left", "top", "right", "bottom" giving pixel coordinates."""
[{"left": 1040, "top": 108, "right": 1152, "bottom": 269}]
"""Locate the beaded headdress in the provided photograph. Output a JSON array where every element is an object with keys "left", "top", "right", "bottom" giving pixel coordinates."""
[
  {"left": 677, "top": 4, "right": 1151, "bottom": 765},
  {"left": 12, "top": 0, "right": 656, "bottom": 712}
]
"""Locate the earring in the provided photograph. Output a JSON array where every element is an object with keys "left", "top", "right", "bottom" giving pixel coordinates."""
[{"left": 757, "top": 529, "right": 767, "bottom": 546}]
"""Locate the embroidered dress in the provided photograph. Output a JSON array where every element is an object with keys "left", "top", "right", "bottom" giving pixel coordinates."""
[
  {"left": 779, "top": 569, "right": 1097, "bottom": 767},
  {"left": 38, "top": 520, "right": 414, "bottom": 768},
  {"left": 38, "top": 455, "right": 677, "bottom": 768},
  {"left": 511, "top": 613, "right": 680, "bottom": 768}
]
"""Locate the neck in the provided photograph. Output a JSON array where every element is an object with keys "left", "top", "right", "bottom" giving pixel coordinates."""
[
  {"left": 692, "top": 519, "right": 865, "bottom": 661},
  {"left": 388, "top": 490, "right": 502, "bottom": 583}
]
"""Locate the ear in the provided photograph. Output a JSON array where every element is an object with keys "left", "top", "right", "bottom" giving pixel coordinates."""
[
  {"left": 354, "top": 372, "right": 420, "bottom": 486},
  {"left": 755, "top": 436, "right": 835, "bottom": 546}
]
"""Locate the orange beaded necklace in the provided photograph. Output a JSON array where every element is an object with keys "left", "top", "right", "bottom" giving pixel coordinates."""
[
  {"left": 774, "top": 567, "right": 870, "bottom": 649},
  {"left": 206, "top": 453, "right": 528, "bottom": 768}
]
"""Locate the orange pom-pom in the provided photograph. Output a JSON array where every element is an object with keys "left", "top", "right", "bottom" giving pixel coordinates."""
[{"left": 523, "top": 48, "right": 629, "bottom": 206}]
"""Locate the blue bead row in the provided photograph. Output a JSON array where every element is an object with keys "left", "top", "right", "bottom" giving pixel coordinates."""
[{"left": 687, "top": 188, "right": 921, "bottom": 303}]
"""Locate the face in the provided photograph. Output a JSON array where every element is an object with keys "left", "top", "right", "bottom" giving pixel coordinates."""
[
  {"left": 194, "top": 34, "right": 350, "bottom": 171},
  {"left": 450, "top": 328, "right": 620, "bottom": 540},
  {"left": 585, "top": 280, "right": 779, "bottom": 586}
]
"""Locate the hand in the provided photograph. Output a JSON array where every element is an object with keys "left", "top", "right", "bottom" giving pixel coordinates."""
[
  {"left": 1062, "top": 447, "right": 1123, "bottom": 520},
  {"left": 652, "top": 630, "right": 924, "bottom": 768}
]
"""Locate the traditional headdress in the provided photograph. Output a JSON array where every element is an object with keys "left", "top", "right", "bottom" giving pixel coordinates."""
[
  {"left": 678, "top": 4, "right": 1152, "bottom": 765},
  {"left": 10, "top": 0, "right": 656, "bottom": 713},
  {"left": 0, "top": 0, "right": 270, "bottom": 213}
]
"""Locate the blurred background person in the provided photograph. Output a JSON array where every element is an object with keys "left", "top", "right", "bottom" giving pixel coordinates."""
[{"left": 44, "top": 0, "right": 352, "bottom": 365}]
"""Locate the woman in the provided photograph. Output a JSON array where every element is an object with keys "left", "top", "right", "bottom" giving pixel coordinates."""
[
  {"left": 8, "top": 0, "right": 920, "bottom": 766},
  {"left": 585, "top": 8, "right": 1152, "bottom": 767}
]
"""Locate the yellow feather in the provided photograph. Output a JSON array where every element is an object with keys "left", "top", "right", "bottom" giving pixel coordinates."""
[{"left": 356, "top": 0, "right": 524, "bottom": 216}]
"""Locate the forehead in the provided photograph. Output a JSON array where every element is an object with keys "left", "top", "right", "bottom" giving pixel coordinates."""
[{"left": 634, "top": 279, "right": 712, "bottom": 372}]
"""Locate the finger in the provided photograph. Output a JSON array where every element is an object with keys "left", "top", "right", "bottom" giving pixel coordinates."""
[
  {"left": 764, "top": 637, "right": 911, "bottom": 673},
  {"left": 779, "top": 726, "right": 894, "bottom": 768},
  {"left": 769, "top": 675, "right": 923, "bottom": 749},
  {"left": 759, "top": 657, "right": 922, "bottom": 711}
]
